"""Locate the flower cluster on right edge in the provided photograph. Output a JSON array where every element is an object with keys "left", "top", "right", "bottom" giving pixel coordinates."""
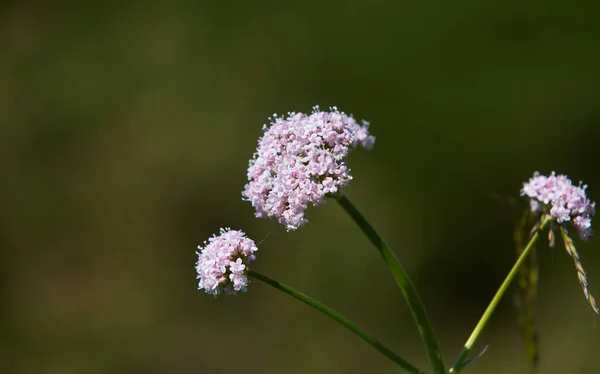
[
  {"left": 521, "top": 171, "right": 595, "bottom": 239},
  {"left": 521, "top": 171, "right": 598, "bottom": 314}
]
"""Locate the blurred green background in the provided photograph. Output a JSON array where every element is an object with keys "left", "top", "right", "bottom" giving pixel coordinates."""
[{"left": 1, "top": 1, "right": 599, "bottom": 373}]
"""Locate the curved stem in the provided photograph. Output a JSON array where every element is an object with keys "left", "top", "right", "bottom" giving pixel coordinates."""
[
  {"left": 333, "top": 193, "right": 445, "bottom": 374},
  {"left": 249, "top": 270, "right": 426, "bottom": 374},
  {"left": 449, "top": 215, "right": 550, "bottom": 373}
]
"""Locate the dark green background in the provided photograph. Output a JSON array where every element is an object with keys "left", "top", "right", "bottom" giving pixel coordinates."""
[{"left": 1, "top": 1, "right": 599, "bottom": 373}]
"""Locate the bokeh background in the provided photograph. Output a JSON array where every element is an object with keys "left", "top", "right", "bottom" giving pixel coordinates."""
[{"left": 1, "top": 1, "right": 599, "bottom": 373}]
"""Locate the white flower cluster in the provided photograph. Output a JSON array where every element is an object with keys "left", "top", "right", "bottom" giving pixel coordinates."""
[
  {"left": 196, "top": 228, "right": 258, "bottom": 295},
  {"left": 243, "top": 106, "right": 375, "bottom": 230},
  {"left": 522, "top": 172, "right": 595, "bottom": 239}
]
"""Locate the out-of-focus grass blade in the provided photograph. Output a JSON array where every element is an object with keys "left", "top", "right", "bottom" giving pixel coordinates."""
[
  {"left": 513, "top": 211, "right": 539, "bottom": 373},
  {"left": 559, "top": 227, "right": 599, "bottom": 315}
]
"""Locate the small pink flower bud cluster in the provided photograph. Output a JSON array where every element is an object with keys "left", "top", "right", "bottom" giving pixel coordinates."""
[
  {"left": 196, "top": 228, "right": 258, "bottom": 295},
  {"left": 242, "top": 106, "right": 375, "bottom": 231},
  {"left": 522, "top": 172, "right": 595, "bottom": 239}
]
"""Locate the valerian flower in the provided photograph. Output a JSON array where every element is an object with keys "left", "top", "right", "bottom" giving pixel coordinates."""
[
  {"left": 196, "top": 228, "right": 258, "bottom": 296},
  {"left": 243, "top": 106, "right": 375, "bottom": 231},
  {"left": 521, "top": 172, "right": 595, "bottom": 240}
]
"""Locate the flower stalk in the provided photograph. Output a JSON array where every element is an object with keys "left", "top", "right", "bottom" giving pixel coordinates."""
[
  {"left": 333, "top": 193, "right": 446, "bottom": 374},
  {"left": 249, "top": 270, "right": 425, "bottom": 374},
  {"left": 449, "top": 215, "right": 551, "bottom": 373}
]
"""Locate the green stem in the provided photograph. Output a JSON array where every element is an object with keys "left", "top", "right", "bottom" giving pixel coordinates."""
[
  {"left": 249, "top": 270, "right": 425, "bottom": 374},
  {"left": 333, "top": 193, "right": 445, "bottom": 374},
  {"left": 449, "top": 215, "right": 550, "bottom": 373}
]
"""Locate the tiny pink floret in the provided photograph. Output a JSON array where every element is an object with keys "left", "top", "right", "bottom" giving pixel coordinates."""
[
  {"left": 243, "top": 106, "right": 375, "bottom": 230},
  {"left": 196, "top": 228, "right": 258, "bottom": 296},
  {"left": 521, "top": 172, "right": 595, "bottom": 239}
]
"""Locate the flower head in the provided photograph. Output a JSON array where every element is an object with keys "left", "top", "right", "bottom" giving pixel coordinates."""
[
  {"left": 521, "top": 172, "right": 595, "bottom": 239},
  {"left": 243, "top": 106, "right": 375, "bottom": 230},
  {"left": 196, "top": 228, "right": 258, "bottom": 296}
]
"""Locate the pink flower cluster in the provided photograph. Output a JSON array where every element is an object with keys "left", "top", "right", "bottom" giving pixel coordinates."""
[
  {"left": 242, "top": 106, "right": 375, "bottom": 231},
  {"left": 522, "top": 172, "right": 595, "bottom": 239},
  {"left": 196, "top": 228, "right": 258, "bottom": 295}
]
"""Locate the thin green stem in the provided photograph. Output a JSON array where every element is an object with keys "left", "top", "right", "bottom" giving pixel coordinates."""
[
  {"left": 449, "top": 215, "right": 550, "bottom": 373},
  {"left": 249, "top": 270, "right": 426, "bottom": 374},
  {"left": 333, "top": 193, "right": 446, "bottom": 374}
]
